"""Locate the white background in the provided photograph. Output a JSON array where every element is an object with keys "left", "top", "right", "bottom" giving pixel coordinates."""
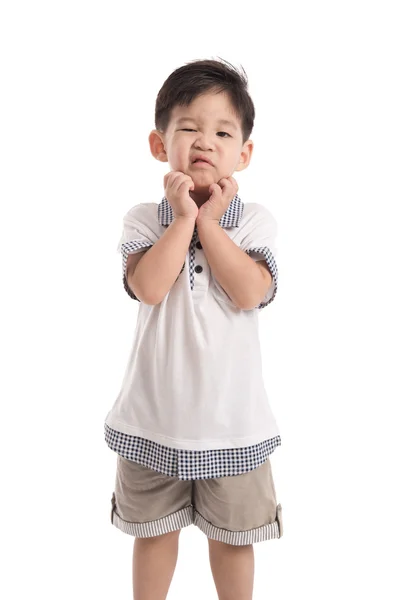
[{"left": 1, "top": 1, "right": 399, "bottom": 598}]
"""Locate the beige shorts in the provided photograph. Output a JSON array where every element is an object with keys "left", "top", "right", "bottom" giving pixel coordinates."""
[{"left": 110, "top": 455, "right": 283, "bottom": 546}]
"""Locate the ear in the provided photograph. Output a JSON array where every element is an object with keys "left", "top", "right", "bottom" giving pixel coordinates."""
[
  {"left": 149, "top": 129, "right": 168, "bottom": 162},
  {"left": 235, "top": 139, "right": 254, "bottom": 172}
]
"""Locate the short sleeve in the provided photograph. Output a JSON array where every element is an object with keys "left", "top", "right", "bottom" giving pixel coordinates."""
[
  {"left": 117, "top": 204, "right": 156, "bottom": 301},
  {"left": 239, "top": 204, "right": 279, "bottom": 309}
]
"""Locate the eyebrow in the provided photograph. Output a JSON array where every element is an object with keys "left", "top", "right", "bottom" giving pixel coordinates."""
[{"left": 175, "top": 117, "right": 238, "bottom": 130}]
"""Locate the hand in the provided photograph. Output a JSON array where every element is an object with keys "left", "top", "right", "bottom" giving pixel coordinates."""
[
  {"left": 164, "top": 171, "right": 198, "bottom": 220},
  {"left": 196, "top": 177, "right": 239, "bottom": 224}
]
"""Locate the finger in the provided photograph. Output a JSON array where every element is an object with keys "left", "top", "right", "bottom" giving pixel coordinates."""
[
  {"left": 222, "top": 178, "right": 238, "bottom": 202},
  {"left": 218, "top": 178, "right": 231, "bottom": 191},
  {"left": 165, "top": 172, "right": 188, "bottom": 194},
  {"left": 164, "top": 171, "right": 182, "bottom": 190},
  {"left": 218, "top": 178, "right": 234, "bottom": 200},
  {"left": 230, "top": 176, "right": 239, "bottom": 194},
  {"left": 177, "top": 178, "right": 194, "bottom": 193},
  {"left": 220, "top": 175, "right": 238, "bottom": 185},
  {"left": 218, "top": 177, "right": 235, "bottom": 190},
  {"left": 227, "top": 176, "right": 239, "bottom": 192},
  {"left": 172, "top": 174, "right": 194, "bottom": 193},
  {"left": 208, "top": 183, "right": 222, "bottom": 199}
]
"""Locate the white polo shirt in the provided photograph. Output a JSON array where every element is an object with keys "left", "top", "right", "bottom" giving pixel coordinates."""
[{"left": 104, "top": 195, "right": 280, "bottom": 453}]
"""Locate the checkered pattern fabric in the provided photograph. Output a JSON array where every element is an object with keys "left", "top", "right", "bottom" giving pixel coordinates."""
[
  {"left": 157, "top": 193, "right": 244, "bottom": 228},
  {"left": 121, "top": 240, "right": 152, "bottom": 301},
  {"left": 244, "top": 245, "right": 278, "bottom": 307},
  {"left": 104, "top": 423, "right": 281, "bottom": 480}
]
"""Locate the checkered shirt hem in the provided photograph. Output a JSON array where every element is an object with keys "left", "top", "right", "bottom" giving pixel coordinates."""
[{"left": 104, "top": 423, "right": 281, "bottom": 480}]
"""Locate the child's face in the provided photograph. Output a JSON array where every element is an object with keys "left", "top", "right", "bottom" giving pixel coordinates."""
[{"left": 150, "top": 91, "right": 253, "bottom": 201}]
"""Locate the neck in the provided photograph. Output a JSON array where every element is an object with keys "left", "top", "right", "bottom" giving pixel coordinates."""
[{"left": 189, "top": 190, "right": 210, "bottom": 207}]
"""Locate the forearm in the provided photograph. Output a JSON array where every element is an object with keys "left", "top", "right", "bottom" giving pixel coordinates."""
[
  {"left": 197, "top": 220, "right": 268, "bottom": 310},
  {"left": 131, "top": 216, "right": 196, "bottom": 305}
]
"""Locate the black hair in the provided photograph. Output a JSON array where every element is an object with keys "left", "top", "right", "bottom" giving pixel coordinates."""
[{"left": 155, "top": 58, "right": 255, "bottom": 142}]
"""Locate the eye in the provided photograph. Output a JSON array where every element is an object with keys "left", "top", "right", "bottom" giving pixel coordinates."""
[
  {"left": 217, "top": 132, "right": 231, "bottom": 138},
  {"left": 180, "top": 128, "right": 196, "bottom": 132}
]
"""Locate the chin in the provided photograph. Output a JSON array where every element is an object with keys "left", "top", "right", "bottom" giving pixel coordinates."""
[
  {"left": 191, "top": 173, "right": 217, "bottom": 187},
  {"left": 193, "top": 181, "right": 211, "bottom": 190}
]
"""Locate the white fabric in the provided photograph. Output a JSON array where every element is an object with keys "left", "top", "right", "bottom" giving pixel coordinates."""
[{"left": 105, "top": 201, "right": 280, "bottom": 450}]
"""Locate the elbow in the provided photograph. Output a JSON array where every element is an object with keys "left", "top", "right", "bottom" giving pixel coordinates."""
[
  {"left": 126, "top": 276, "right": 156, "bottom": 305},
  {"left": 232, "top": 294, "right": 258, "bottom": 311},
  {"left": 130, "top": 277, "right": 165, "bottom": 306},
  {"left": 237, "top": 283, "right": 272, "bottom": 311},
  {"left": 145, "top": 295, "right": 165, "bottom": 306},
  {"left": 237, "top": 299, "right": 258, "bottom": 311},
  {"left": 133, "top": 286, "right": 164, "bottom": 306}
]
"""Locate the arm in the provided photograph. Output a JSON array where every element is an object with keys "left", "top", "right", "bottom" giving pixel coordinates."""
[
  {"left": 196, "top": 220, "right": 272, "bottom": 310},
  {"left": 128, "top": 216, "right": 196, "bottom": 305}
]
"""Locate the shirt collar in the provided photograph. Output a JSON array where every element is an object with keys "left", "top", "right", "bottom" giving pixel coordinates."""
[{"left": 158, "top": 194, "right": 244, "bottom": 228}]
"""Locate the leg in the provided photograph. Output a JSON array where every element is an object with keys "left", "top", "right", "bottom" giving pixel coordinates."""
[
  {"left": 208, "top": 538, "right": 255, "bottom": 600},
  {"left": 132, "top": 530, "right": 180, "bottom": 600}
]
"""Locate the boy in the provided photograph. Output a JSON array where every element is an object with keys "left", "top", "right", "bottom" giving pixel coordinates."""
[{"left": 104, "top": 58, "right": 283, "bottom": 600}]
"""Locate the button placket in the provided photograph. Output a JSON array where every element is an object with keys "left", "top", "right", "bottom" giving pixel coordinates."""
[
  {"left": 194, "top": 231, "right": 204, "bottom": 276},
  {"left": 189, "top": 231, "right": 197, "bottom": 290}
]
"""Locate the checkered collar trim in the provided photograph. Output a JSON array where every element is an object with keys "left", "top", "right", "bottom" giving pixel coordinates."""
[{"left": 158, "top": 194, "right": 244, "bottom": 228}]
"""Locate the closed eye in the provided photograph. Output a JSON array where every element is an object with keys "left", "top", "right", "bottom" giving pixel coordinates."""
[{"left": 180, "top": 129, "right": 231, "bottom": 138}]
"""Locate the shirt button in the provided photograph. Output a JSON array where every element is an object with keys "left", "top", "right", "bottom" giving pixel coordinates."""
[
  {"left": 196, "top": 241, "right": 202, "bottom": 250},
  {"left": 195, "top": 265, "right": 203, "bottom": 274}
]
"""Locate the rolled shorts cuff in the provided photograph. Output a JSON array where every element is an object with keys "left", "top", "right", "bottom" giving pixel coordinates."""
[
  {"left": 111, "top": 492, "right": 193, "bottom": 537},
  {"left": 111, "top": 492, "right": 283, "bottom": 544},
  {"left": 194, "top": 503, "right": 283, "bottom": 546}
]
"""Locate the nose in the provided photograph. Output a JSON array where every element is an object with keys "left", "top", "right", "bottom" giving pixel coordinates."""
[{"left": 193, "top": 131, "right": 215, "bottom": 151}]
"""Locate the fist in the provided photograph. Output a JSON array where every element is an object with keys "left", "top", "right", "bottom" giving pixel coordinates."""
[{"left": 164, "top": 171, "right": 198, "bottom": 220}]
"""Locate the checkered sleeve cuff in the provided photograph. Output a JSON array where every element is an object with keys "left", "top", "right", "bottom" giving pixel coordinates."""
[
  {"left": 245, "top": 246, "right": 278, "bottom": 309},
  {"left": 121, "top": 240, "right": 153, "bottom": 301}
]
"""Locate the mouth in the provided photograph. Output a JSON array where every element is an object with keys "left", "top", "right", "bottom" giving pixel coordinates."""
[{"left": 191, "top": 156, "right": 214, "bottom": 167}]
